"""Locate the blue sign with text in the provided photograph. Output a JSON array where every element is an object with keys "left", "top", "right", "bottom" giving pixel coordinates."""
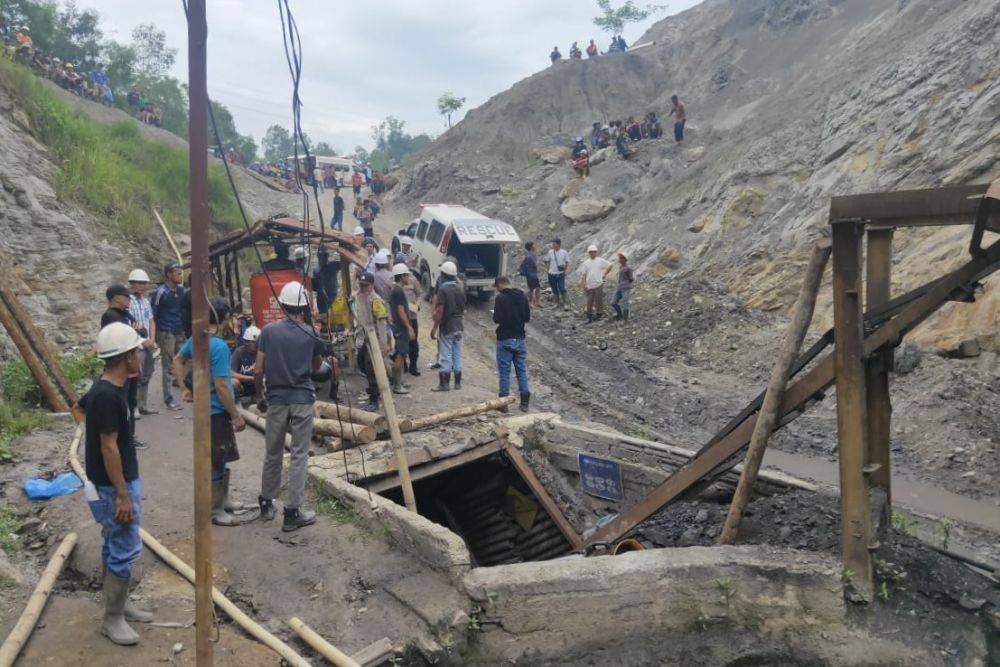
[{"left": 578, "top": 453, "right": 624, "bottom": 501}]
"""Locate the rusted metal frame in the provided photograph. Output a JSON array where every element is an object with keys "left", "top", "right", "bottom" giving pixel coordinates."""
[
  {"left": 587, "top": 237, "right": 1000, "bottom": 547},
  {"left": 0, "top": 286, "right": 77, "bottom": 406},
  {"left": 865, "top": 229, "right": 893, "bottom": 520},
  {"left": 233, "top": 252, "right": 243, "bottom": 312},
  {"left": 363, "top": 441, "right": 506, "bottom": 494},
  {"left": 829, "top": 183, "right": 989, "bottom": 223},
  {"left": 501, "top": 442, "right": 585, "bottom": 551},
  {"left": 832, "top": 221, "right": 874, "bottom": 598}
]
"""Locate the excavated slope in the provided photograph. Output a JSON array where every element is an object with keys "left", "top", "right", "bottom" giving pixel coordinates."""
[{"left": 389, "top": 0, "right": 1000, "bottom": 353}]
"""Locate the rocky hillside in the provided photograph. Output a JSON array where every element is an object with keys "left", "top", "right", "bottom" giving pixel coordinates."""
[{"left": 388, "top": 0, "right": 1000, "bottom": 353}]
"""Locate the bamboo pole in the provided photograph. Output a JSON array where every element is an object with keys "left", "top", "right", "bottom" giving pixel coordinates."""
[
  {"left": 719, "top": 239, "right": 831, "bottom": 545},
  {"left": 314, "top": 403, "right": 389, "bottom": 431},
  {"left": 0, "top": 287, "right": 77, "bottom": 406},
  {"left": 403, "top": 397, "right": 516, "bottom": 432},
  {"left": 66, "top": 426, "right": 311, "bottom": 666},
  {"left": 152, "top": 208, "right": 184, "bottom": 266},
  {"left": 287, "top": 617, "right": 361, "bottom": 667},
  {"left": 0, "top": 532, "right": 78, "bottom": 667},
  {"left": 0, "top": 297, "right": 68, "bottom": 412},
  {"left": 238, "top": 407, "right": 292, "bottom": 449},
  {"left": 313, "top": 418, "right": 376, "bottom": 443}
]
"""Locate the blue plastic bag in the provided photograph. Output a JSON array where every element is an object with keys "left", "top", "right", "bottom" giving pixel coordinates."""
[{"left": 22, "top": 472, "right": 82, "bottom": 500}]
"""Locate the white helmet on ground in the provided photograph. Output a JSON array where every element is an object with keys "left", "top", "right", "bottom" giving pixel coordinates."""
[
  {"left": 243, "top": 325, "right": 261, "bottom": 342},
  {"left": 587, "top": 244, "right": 599, "bottom": 253},
  {"left": 127, "top": 269, "right": 150, "bottom": 283},
  {"left": 374, "top": 249, "right": 390, "bottom": 265},
  {"left": 392, "top": 263, "right": 410, "bottom": 277},
  {"left": 440, "top": 261, "right": 457, "bottom": 276},
  {"left": 278, "top": 281, "right": 309, "bottom": 307},
  {"left": 96, "top": 322, "right": 142, "bottom": 359}
]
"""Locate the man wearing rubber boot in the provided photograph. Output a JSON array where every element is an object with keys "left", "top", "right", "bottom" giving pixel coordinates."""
[
  {"left": 72, "top": 322, "right": 154, "bottom": 646},
  {"left": 431, "top": 261, "right": 466, "bottom": 392},
  {"left": 174, "top": 298, "right": 247, "bottom": 526},
  {"left": 254, "top": 281, "right": 328, "bottom": 532}
]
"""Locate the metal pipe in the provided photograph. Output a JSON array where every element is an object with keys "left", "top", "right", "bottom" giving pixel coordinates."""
[{"left": 186, "top": 1, "right": 214, "bottom": 661}]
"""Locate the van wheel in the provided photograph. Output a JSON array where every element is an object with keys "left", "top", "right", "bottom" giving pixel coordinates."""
[{"left": 420, "top": 269, "right": 432, "bottom": 301}]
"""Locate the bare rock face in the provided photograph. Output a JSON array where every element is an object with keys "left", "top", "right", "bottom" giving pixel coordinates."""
[
  {"left": 533, "top": 146, "right": 571, "bottom": 165},
  {"left": 560, "top": 197, "right": 616, "bottom": 223}
]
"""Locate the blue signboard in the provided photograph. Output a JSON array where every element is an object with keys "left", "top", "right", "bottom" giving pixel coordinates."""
[{"left": 578, "top": 453, "right": 624, "bottom": 501}]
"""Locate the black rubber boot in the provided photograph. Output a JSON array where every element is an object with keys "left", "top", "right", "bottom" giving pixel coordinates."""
[
  {"left": 498, "top": 395, "right": 510, "bottom": 414},
  {"left": 258, "top": 496, "right": 276, "bottom": 521},
  {"left": 431, "top": 372, "right": 451, "bottom": 392},
  {"left": 612, "top": 304, "right": 622, "bottom": 320},
  {"left": 408, "top": 342, "right": 421, "bottom": 376},
  {"left": 329, "top": 380, "right": 339, "bottom": 402},
  {"left": 519, "top": 393, "right": 531, "bottom": 413},
  {"left": 454, "top": 372, "right": 462, "bottom": 390},
  {"left": 623, "top": 309, "right": 630, "bottom": 322}
]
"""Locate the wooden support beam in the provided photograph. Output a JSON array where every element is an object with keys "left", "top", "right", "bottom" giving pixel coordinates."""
[
  {"left": 287, "top": 617, "right": 361, "bottom": 667},
  {"left": 865, "top": 229, "right": 893, "bottom": 520},
  {"left": 402, "top": 397, "right": 516, "bottom": 432},
  {"left": 313, "top": 418, "right": 376, "bottom": 443},
  {"left": 315, "top": 402, "right": 390, "bottom": 431},
  {"left": 719, "top": 239, "right": 830, "bottom": 544},
  {"left": 832, "top": 221, "right": 873, "bottom": 600},
  {"left": 502, "top": 442, "right": 584, "bottom": 551},
  {"left": 0, "top": 297, "right": 68, "bottom": 412}
]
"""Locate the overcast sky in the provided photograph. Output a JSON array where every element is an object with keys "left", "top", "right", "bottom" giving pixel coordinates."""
[{"left": 83, "top": 0, "right": 698, "bottom": 152}]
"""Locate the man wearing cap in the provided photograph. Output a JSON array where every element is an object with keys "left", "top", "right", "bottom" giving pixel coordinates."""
[
  {"left": 127, "top": 270, "right": 158, "bottom": 416},
  {"left": 431, "top": 261, "right": 466, "bottom": 391},
  {"left": 71, "top": 323, "right": 154, "bottom": 646},
  {"left": 545, "top": 238, "right": 570, "bottom": 310},
  {"left": 102, "top": 285, "right": 145, "bottom": 449},
  {"left": 354, "top": 272, "right": 390, "bottom": 409},
  {"left": 389, "top": 264, "right": 416, "bottom": 394},
  {"left": 254, "top": 281, "right": 327, "bottom": 532},
  {"left": 151, "top": 262, "right": 187, "bottom": 410},
  {"left": 372, "top": 249, "right": 394, "bottom": 299},
  {"left": 611, "top": 252, "right": 635, "bottom": 321},
  {"left": 577, "top": 244, "right": 613, "bottom": 323},
  {"left": 492, "top": 276, "right": 532, "bottom": 412},
  {"left": 174, "top": 298, "right": 247, "bottom": 526}
]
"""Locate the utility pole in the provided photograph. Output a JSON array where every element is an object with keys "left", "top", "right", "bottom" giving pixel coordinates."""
[{"left": 187, "top": 0, "right": 214, "bottom": 663}]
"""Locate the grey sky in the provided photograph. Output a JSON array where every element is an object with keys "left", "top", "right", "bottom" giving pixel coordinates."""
[{"left": 84, "top": 0, "right": 698, "bottom": 152}]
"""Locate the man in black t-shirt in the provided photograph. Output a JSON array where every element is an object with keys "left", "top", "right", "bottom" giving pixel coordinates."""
[
  {"left": 71, "top": 322, "right": 153, "bottom": 646},
  {"left": 331, "top": 188, "right": 345, "bottom": 231},
  {"left": 388, "top": 264, "right": 415, "bottom": 395}
]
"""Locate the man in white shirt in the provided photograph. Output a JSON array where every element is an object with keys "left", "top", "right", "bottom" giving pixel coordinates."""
[
  {"left": 576, "top": 244, "right": 613, "bottom": 323},
  {"left": 545, "top": 238, "right": 571, "bottom": 310}
]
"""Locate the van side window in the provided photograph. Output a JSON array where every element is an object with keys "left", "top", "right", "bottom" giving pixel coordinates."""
[
  {"left": 417, "top": 220, "right": 429, "bottom": 241},
  {"left": 427, "top": 220, "right": 445, "bottom": 245}
]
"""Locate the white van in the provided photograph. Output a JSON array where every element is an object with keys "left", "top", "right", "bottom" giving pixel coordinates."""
[
  {"left": 313, "top": 156, "right": 359, "bottom": 188},
  {"left": 393, "top": 204, "right": 521, "bottom": 299}
]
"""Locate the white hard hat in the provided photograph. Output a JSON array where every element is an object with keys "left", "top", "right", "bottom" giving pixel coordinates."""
[
  {"left": 374, "top": 249, "right": 390, "bottom": 265},
  {"left": 353, "top": 225, "right": 365, "bottom": 235},
  {"left": 587, "top": 244, "right": 599, "bottom": 252},
  {"left": 278, "top": 281, "right": 309, "bottom": 307},
  {"left": 127, "top": 269, "right": 150, "bottom": 283},
  {"left": 292, "top": 246, "right": 308, "bottom": 260},
  {"left": 392, "top": 263, "right": 410, "bottom": 277},
  {"left": 440, "top": 261, "right": 457, "bottom": 276},
  {"left": 96, "top": 322, "right": 142, "bottom": 359},
  {"left": 243, "top": 325, "right": 261, "bottom": 342}
]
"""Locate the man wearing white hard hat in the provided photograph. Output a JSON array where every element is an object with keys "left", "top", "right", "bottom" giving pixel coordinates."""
[
  {"left": 230, "top": 325, "right": 261, "bottom": 405},
  {"left": 127, "top": 269, "right": 157, "bottom": 416},
  {"left": 372, "top": 249, "right": 394, "bottom": 300},
  {"left": 431, "top": 260, "right": 466, "bottom": 391},
  {"left": 72, "top": 322, "right": 155, "bottom": 646},
  {"left": 388, "top": 264, "right": 416, "bottom": 394},
  {"left": 577, "top": 244, "right": 613, "bottom": 323},
  {"left": 254, "top": 281, "right": 328, "bottom": 532}
]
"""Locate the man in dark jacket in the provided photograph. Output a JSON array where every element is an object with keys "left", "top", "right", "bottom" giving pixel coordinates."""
[{"left": 492, "top": 276, "right": 531, "bottom": 412}]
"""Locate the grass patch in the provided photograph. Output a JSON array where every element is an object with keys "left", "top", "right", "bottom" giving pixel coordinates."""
[
  {"left": 1, "top": 352, "right": 101, "bottom": 407},
  {"left": 0, "top": 502, "right": 25, "bottom": 554},
  {"left": 0, "top": 402, "right": 51, "bottom": 463},
  {"left": 316, "top": 494, "right": 362, "bottom": 527},
  {"left": 0, "top": 58, "right": 242, "bottom": 238}
]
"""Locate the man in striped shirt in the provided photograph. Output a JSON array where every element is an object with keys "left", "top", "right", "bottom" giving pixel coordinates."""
[{"left": 127, "top": 269, "right": 157, "bottom": 416}]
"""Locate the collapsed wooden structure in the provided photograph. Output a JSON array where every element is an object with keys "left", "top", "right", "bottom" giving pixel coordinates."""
[{"left": 585, "top": 181, "right": 1000, "bottom": 598}]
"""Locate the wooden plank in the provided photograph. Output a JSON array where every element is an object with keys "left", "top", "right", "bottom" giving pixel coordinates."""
[
  {"left": 351, "top": 638, "right": 395, "bottom": 667},
  {"left": 865, "top": 229, "right": 893, "bottom": 509},
  {"left": 502, "top": 442, "right": 584, "bottom": 551},
  {"left": 829, "top": 183, "right": 987, "bottom": 223},
  {"left": 0, "top": 287, "right": 77, "bottom": 406},
  {"left": 832, "top": 221, "right": 873, "bottom": 599},
  {"left": 402, "top": 397, "right": 516, "bottom": 432},
  {"left": 0, "top": 297, "right": 68, "bottom": 412},
  {"left": 364, "top": 441, "right": 506, "bottom": 494}
]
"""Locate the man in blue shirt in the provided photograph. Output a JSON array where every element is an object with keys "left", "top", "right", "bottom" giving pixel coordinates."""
[
  {"left": 173, "top": 298, "right": 247, "bottom": 526},
  {"left": 151, "top": 262, "right": 186, "bottom": 410}
]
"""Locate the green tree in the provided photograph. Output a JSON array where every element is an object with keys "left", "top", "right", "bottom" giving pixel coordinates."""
[
  {"left": 370, "top": 116, "right": 432, "bottom": 169},
  {"left": 436, "top": 91, "right": 466, "bottom": 128},
  {"left": 312, "top": 140, "right": 337, "bottom": 156},
  {"left": 592, "top": 0, "right": 664, "bottom": 34},
  {"left": 262, "top": 124, "right": 294, "bottom": 162},
  {"left": 133, "top": 73, "right": 188, "bottom": 137},
  {"left": 232, "top": 134, "right": 257, "bottom": 164},
  {"left": 131, "top": 23, "right": 176, "bottom": 77},
  {"left": 104, "top": 42, "right": 137, "bottom": 91}
]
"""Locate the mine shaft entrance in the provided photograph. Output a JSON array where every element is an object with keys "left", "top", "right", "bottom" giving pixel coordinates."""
[{"left": 375, "top": 447, "right": 578, "bottom": 566}]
